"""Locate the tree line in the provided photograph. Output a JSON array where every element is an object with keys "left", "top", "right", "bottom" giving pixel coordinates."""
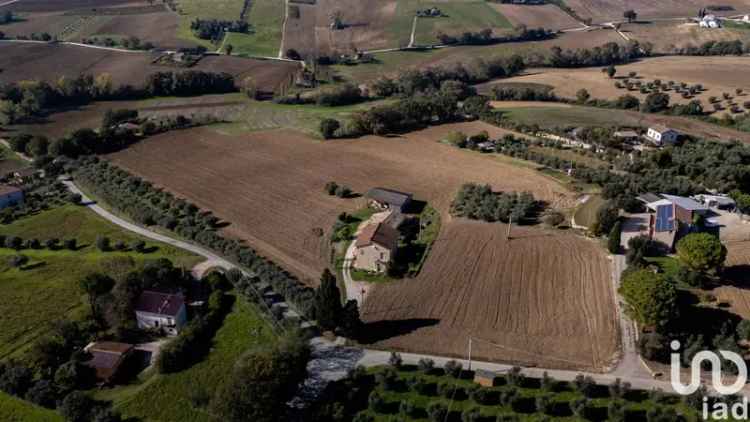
[
  {"left": 190, "top": 18, "right": 250, "bottom": 41},
  {"left": 435, "top": 26, "right": 553, "bottom": 46},
  {"left": 0, "top": 71, "right": 235, "bottom": 125}
]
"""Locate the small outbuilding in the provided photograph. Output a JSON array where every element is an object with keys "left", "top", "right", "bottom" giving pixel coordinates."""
[
  {"left": 84, "top": 341, "right": 134, "bottom": 385},
  {"left": 135, "top": 291, "right": 187, "bottom": 336},
  {"left": 473, "top": 369, "right": 498, "bottom": 387},
  {"left": 0, "top": 185, "right": 23, "bottom": 209},
  {"left": 365, "top": 188, "right": 413, "bottom": 212}
]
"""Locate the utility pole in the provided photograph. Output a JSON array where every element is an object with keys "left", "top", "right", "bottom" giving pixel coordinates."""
[
  {"left": 468, "top": 337, "right": 473, "bottom": 371},
  {"left": 506, "top": 215, "right": 512, "bottom": 240}
]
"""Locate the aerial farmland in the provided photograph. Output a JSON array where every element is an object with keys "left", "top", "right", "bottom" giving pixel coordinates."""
[{"left": 3, "top": 0, "right": 750, "bottom": 420}]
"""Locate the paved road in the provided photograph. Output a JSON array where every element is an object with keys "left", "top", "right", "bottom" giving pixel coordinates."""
[
  {"left": 63, "top": 180, "right": 234, "bottom": 270},
  {"left": 342, "top": 241, "right": 375, "bottom": 304}
]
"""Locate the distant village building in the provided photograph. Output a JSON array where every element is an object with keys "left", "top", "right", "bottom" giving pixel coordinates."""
[
  {"left": 692, "top": 194, "right": 736, "bottom": 210},
  {"left": 353, "top": 222, "right": 399, "bottom": 273},
  {"left": 613, "top": 130, "right": 639, "bottom": 142},
  {"left": 646, "top": 125, "right": 681, "bottom": 147},
  {"left": 473, "top": 369, "right": 498, "bottom": 387},
  {"left": 0, "top": 185, "right": 23, "bottom": 209},
  {"left": 699, "top": 14, "right": 721, "bottom": 28},
  {"left": 84, "top": 341, "right": 134, "bottom": 385},
  {"left": 365, "top": 188, "right": 413, "bottom": 213},
  {"left": 135, "top": 291, "right": 187, "bottom": 336}
]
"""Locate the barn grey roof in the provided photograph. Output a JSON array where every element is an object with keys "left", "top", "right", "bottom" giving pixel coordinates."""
[
  {"left": 661, "top": 194, "right": 709, "bottom": 212},
  {"left": 135, "top": 291, "right": 185, "bottom": 317},
  {"left": 637, "top": 192, "right": 662, "bottom": 204},
  {"left": 365, "top": 188, "right": 412, "bottom": 207}
]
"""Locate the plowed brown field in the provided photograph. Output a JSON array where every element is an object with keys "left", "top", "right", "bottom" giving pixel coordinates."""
[
  {"left": 0, "top": 43, "right": 298, "bottom": 92},
  {"left": 361, "top": 219, "right": 620, "bottom": 371},
  {"left": 490, "top": 4, "right": 580, "bottom": 31},
  {"left": 108, "top": 122, "right": 576, "bottom": 284},
  {"left": 564, "top": 0, "right": 750, "bottom": 23}
]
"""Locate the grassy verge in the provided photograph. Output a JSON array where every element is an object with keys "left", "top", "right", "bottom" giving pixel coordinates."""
[
  {"left": 99, "top": 297, "right": 275, "bottom": 421},
  {"left": 406, "top": 205, "right": 440, "bottom": 276},
  {"left": 573, "top": 194, "right": 605, "bottom": 229},
  {"left": 0, "top": 143, "right": 30, "bottom": 175},
  {"left": 645, "top": 256, "right": 682, "bottom": 281},
  {"left": 529, "top": 145, "right": 609, "bottom": 168},
  {"left": 0, "top": 205, "right": 200, "bottom": 360},
  {"left": 0, "top": 392, "right": 63, "bottom": 422},
  {"left": 493, "top": 106, "right": 643, "bottom": 130}
]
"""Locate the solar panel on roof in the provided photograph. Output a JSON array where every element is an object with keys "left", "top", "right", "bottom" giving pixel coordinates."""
[{"left": 655, "top": 204, "right": 674, "bottom": 232}]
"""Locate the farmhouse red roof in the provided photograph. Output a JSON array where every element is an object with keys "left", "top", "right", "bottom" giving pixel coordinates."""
[
  {"left": 135, "top": 291, "right": 184, "bottom": 317},
  {"left": 355, "top": 222, "right": 398, "bottom": 251}
]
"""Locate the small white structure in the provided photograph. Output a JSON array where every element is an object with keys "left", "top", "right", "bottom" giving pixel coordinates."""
[
  {"left": 699, "top": 15, "right": 720, "bottom": 28},
  {"left": 646, "top": 125, "right": 681, "bottom": 146},
  {"left": 743, "top": 15, "right": 749, "bottom": 22},
  {"left": 135, "top": 291, "right": 187, "bottom": 336}
]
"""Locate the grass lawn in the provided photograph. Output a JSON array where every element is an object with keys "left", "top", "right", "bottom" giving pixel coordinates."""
[
  {"left": 215, "top": 99, "right": 395, "bottom": 136},
  {"left": 573, "top": 194, "right": 605, "bottom": 229},
  {"left": 0, "top": 391, "right": 63, "bottom": 422},
  {"left": 101, "top": 298, "right": 275, "bottom": 421},
  {"left": 0, "top": 206, "right": 201, "bottom": 360},
  {"left": 645, "top": 256, "right": 682, "bottom": 281},
  {"left": 224, "top": 0, "right": 284, "bottom": 57}
]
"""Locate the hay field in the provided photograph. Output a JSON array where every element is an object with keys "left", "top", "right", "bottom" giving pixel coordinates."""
[
  {"left": 361, "top": 218, "right": 620, "bottom": 371},
  {"left": 564, "top": 0, "right": 750, "bottom": 23},
  {"left": 490, "top": 3, "right": 581, "bottom": 31},
  {"left": 0, "top": 43, "right": 298, "bottom": 92},
  {"left": 108, "top": 121, "right": 576, "bottom": 284},
  {"left": 499, "top": 56, "right": 750, "bottom": 117}
]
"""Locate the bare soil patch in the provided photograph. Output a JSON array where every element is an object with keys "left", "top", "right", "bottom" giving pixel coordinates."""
[
  {"left": 76, "top": 10, "right": 197, "bottom": 49},
  {"left": 108, "top": 122, "right": 576, "bottom": 284},
  {"left": 0, "top": 43, "right": 298, "bottom": 92},
  {"left": 361, "top": 218, "right": 619, "bottom": 371},
  {"left": 0, "top": 0, "right": 142, "bottom": 12},
  {"left": 284, "top": 0, "right": 399, "bottom": 57},
  {"left": 491, "top": 3, "right": 580, "bottom": 31}
]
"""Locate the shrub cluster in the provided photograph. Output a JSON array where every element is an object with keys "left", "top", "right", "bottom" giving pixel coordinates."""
[{"left": 190, "top": 18, "right": 250, "bottom": 41}]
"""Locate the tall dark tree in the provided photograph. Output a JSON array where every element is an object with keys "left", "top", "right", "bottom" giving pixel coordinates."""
[
  {"left": 79, "top": 273, "right": 115, "bottom": 321},
  {"left": 339, "top": 299, "right": 363, "bottom": 338},
  {"left": 314, "top": 269, "right": 343, "bottom": 331}
]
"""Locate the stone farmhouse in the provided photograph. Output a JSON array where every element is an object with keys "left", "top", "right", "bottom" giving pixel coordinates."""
[{"left": 353, "top": 221, "right": 399, "bottom": 273}]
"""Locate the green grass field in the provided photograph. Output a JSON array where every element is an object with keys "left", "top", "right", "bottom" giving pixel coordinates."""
[
  {"left": 494, "top": 106, "right": 644, "bottom": 130},
  {"left": 0, "top": 206, "right": 200, "bottom": 360},
  {"left": 0, "top": 143, "right": 29, "bottom": 175},
  {"left": 100, "top": 298, "right": 275, "bottom": 421},
  {"left": 215, "top": 98, "right": 396, "bottom": 136},
  {"left": 411, "top": 1, "right": 512, "bottom": 45},
  {"left": 0, "top": 392, "right": 63, "bottom": 422},
  {"left": 224, "top": 0, "right": 284, "bottom": 57},
  {"left": 573, "top": 194, "right": 605, "bottom": 229},
  {"left": 529, "top": 146, "right": 609, "bottom": 169},
  {"left": 175, "top": 0, "right": 247, "bottom": 49}
]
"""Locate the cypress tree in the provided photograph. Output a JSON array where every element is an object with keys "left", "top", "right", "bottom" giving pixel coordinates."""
[{"left": 314, "top": 269, "right": 342, "bottom": 331}]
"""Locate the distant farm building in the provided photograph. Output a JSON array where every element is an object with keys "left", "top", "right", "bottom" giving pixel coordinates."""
[
  {"left": 353, "top": 221, "right": 399, "bottom": 273},
  {"left": 646, "top": 125, "right": 681, "bottom": 146},
  {"left": 135, "top": 291, "right": 187, "bottom": 336},
  {"left": 366, "top": 188, "right": 413, "bottom": 212},
  {"left": 473, "top": 369, "right": 499, "bottom": 387},
  {"left": 0, "top": 185, "right": 24, "bottom": 209},
  {"left": 84, "top": 341, "right": 134, "bottom": 385},
  {"left": 613, "top": 130, "right": 639, "bottom": 142},
  {"left": 699, "top": 15, "right": 721, "bottom": 28}
]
